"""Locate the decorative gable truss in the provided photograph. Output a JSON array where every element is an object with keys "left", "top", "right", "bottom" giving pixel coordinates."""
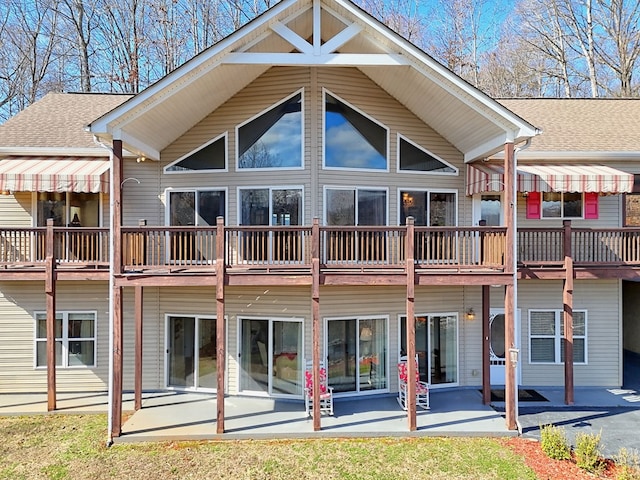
[{"left": 225, "top": 0, "right": 410, "bottom": 66}]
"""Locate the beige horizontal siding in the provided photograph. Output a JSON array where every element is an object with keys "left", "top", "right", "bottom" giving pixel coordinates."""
[
  {"left": 517, "top": 279, "right": 621, "bottom": 387},
  {"left": 0, "top": 192, "right": 33, "bottom": 227},
  {"left": 158, "top": 66, "right": 470, "bottom": 229},
  {"left": 0, "top": 281, "right": 109, "bottom": 393}
]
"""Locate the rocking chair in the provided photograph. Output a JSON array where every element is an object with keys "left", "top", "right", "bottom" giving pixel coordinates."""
[
  {"left": 304, "top": 360, "right": 334, "bottom": 417},
  {"left": 397, "top": 357, "right": 430, "bottom": 410}
]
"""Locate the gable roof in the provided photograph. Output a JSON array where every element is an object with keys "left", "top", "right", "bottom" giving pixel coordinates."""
[
  {"left": 500, "top": 98, "right": 640, "bottom": 159},
  {"left": 0, "top": 93, "right": 132, "bottom": 156},
  {"left": 89, "top": 0, "right": 538, "bottom": 162}
]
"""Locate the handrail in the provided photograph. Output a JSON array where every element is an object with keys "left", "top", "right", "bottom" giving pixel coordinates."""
[{"left": 6, "top": 223, "right": 640, "bottom": 273}]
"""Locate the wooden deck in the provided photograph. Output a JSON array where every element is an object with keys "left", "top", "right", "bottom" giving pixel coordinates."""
[{"left": 3, "top": 220, "right": 640, "bottom": 284}]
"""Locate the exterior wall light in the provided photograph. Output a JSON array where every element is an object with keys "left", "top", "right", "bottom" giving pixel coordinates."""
[{"left": 465, "top": 308, "right": 475, "bottom": 321}]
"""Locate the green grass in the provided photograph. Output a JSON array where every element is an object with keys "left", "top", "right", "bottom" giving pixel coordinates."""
[{"left": 0, "top": 414, "right": 537, "bottom": 480}]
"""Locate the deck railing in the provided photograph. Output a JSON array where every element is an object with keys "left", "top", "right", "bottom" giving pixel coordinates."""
[
  {"left": 0, "top": 227, "right": 109, "bottom": 268},
  {"left": 4, "top": 222, "right": 640, "bottom": 272}
]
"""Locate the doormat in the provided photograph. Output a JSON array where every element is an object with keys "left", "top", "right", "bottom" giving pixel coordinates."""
[{"left": 483, "top": 389, "right": 549, "bottom": 402}]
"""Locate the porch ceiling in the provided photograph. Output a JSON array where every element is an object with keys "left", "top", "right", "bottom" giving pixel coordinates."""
[{"left": 89, "top": 0, "right": 537, "bottom": 162}]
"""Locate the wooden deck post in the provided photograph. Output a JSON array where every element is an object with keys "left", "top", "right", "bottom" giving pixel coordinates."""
[
  {"left": 45, "top": 218, "right": 56, "bottom": 411},
  {"left": 134, "top": 286, "right": 143, "bottom": 411},
  {"left": 111, "top": 139, "right": 124, "bottom": 438},
  {"left": 563, "top": 220, "right": 574, "bottom": 405},
  {"left": 482, "top": 284, "right": 491, "bottom": 405},
  {"left": 406, "top": 217, "right": 416, "bottom": 431},
  {"left": 503, "top": 141, "right": 517, "bottom": 431},
  {"left": 311, "top": 218, "right": 321, "bottom": 430},
  {"left": 216, "top": 216, "right": 226, "bottom": 434}
]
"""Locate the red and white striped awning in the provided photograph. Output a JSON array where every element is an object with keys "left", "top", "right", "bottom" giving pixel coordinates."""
[
  {"left": 0, "top": 156, "right": 109, "bottom": 193},
  {"left": 466, "top": 163, "right": 633, "bottom": 196}
]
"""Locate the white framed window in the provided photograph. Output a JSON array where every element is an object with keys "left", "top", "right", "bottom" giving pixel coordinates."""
[
  {"left": 323, "top": 89, "right": 389, "bottom": 172},
  {"left": 529, "top": 310, "right": 587, "bottom": 364},
  {"left": 166, "top": 188, "right": 227, "bottom": 227},
  {"left": 238, "top": 187, "right": 303, "bottom": 226},
  {"left": 34, "top": 311, "right": 97, "bottom": 368},
  {"left": 398, "top": 188, "right": 457, "bottom": 226},
  {"left": 164, "top": 132, "right": 227, "bottom": 173},
  {"left": 397, "top": 134, "right": 457, "bottom": 175},
  {"left": 324, "top": 187, "right": 388, "bottom": 226},
  {"left": 541, "top": 192, "right": 583, "bottom": 218},
  {"left": 236, "top": 90, "right": 304, "bottom": 170}
]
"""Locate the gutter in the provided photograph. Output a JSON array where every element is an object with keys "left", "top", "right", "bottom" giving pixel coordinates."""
[{"left": 93, "top": 135, "right": 116, "bottom": 447}]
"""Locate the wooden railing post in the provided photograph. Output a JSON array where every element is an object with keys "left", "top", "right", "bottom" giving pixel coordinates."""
[
  {"left": 134, "top": 286, "right": 143, "bottom": 411},
  {"left": 563, "top": 220, "right": 574, "bottom": 405},
  {"left": 45, "top": 219, "right": 56, "bottom": 411},
  {"left": 479, "top": 219, "right": 487, "bottom": 265},
  {"left": 311, "top": 218, "right": 321, "bottom": 430},
  {"left": 503, "top": 141, "right": 516, "bottom": 431},
  {"left": 405, "top": 217, "right": 416, "bottom": 431},
  {"left": 216, "top": 216, "right": 226, "bottom": 434},
  {"left": 111, "top": 139, "right": 124, "bottom": 438}
]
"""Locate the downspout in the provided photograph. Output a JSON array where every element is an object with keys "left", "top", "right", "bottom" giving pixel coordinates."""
[
  {"left": 513, "top": 136, "right": 532, "bottom": 435},
  {"left": 93, "top": 134, "right": 115, "bottom": 446}
]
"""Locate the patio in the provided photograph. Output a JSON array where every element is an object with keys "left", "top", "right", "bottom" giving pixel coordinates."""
[
  {"left": 115, "top": 389, "right": 512, "bottom": 442},
  {"left": 4, "top": 386, "right": 640, "bottom": 444}
]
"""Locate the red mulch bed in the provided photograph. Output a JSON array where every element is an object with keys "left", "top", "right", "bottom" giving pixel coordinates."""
[{"left": 502, "top": 437, "right": 618, "bottom": 479}]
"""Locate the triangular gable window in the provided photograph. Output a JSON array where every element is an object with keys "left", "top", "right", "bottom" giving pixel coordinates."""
[
  {"left": 324, "top": 90, "right": 388, "bottom": 171},
  {"left": 398, "top": 135, "right": 457, "bottom": 174},
  {"left": 165, "top": 133, "right": 226, "bottom": 173},
  {"left": 237, "top": 90, "right": 303, "bottom": 169}
]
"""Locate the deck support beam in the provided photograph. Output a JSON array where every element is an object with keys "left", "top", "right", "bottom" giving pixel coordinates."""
[
  {"left": 482, "top": 285, "right": 491, "bottom": 404},
  {"left": 216, "top": 216, "right": 226, "bottom": 434},
  {"left": 563, "top": 220, "right": 574, "bottom": 405},
  {"left": 406, "top": 217, "right": 417, "bottom": 431},
  {"left": 110, "top": 139, "right": 124, "bottom": 438},
  {"left": 45, "top": 219, "right": 56, "bottom": 411},
  {"left": 134, "top": 286, "right": 143, "bottom": 411},
  {"left": 311, "top": 218, "right": 321, "bottom": 430},
  {"left": 503, "top": 141, "right": 517, "bottom": 431}
]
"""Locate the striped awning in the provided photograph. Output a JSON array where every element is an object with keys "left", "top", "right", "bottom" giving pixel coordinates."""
[
  {"left": 0, "top": 156, "right": 109, "bottom": 193},
  {"left": 466, "top": 163, "right": 633, "bottom": 196}
]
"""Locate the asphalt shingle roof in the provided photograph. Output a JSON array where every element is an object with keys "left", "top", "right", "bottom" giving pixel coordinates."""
[
  {"left": 0, "top": 92, "right": 132, "bottom": 150},
  {"left": 500, "top": 98, "right": 640, "bottom": 153}
]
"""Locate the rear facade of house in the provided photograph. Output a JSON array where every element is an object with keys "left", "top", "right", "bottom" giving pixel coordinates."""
[{"left": 1, "top": 0, "right": 640, "bottom": 424}]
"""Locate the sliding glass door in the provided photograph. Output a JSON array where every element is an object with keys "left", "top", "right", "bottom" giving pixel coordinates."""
[
  {"left": 325, "top": 317, "right": 387, "bottom": 394},
  {"left": 399, "top": 314, "right": 458, "bottom": 386},
  {"left": 239, "top": 317, "right": 303, "bottom": 397},
  {"left": 167, "top": 315, "right": 218, "bottom": 390}
]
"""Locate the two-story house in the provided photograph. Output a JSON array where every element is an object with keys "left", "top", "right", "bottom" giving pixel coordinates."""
[{"left": 1, "top": 0, "right": 638, "bottom": 441}]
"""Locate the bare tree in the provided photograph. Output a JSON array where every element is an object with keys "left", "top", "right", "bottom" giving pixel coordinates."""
[
  {"left": 514, "top": 0, "right": 576, "bottom": 97},
  {"left": 56, "top": 0, "right": 98, "bottom": 92},
  {"left": 356, "top": 0, "right": 425, "bottom": 44},
  {"left": 595, "top": 0, "right": 640, "bottom": 96},
  {"left": 94, "top": 0, "right": 147, "bottom": 93}
]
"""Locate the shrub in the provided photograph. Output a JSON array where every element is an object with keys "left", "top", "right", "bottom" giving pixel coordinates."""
[
  {"left": 574, "top": 431, "right": 605, "bottom": 473},
  {"left": 540, "top": 424, "right": 571, "bottom": 461},
  {"left": 615, "top": 448, "right": 640, "bottom": 480}
]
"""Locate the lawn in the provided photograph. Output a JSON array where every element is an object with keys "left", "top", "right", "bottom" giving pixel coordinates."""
[{"left": 0, "top": 414, "right": 537, "bottom": 480}]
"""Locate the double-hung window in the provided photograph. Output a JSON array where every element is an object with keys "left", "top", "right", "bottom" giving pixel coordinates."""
[
  {"left": 35, "top": 312, "right": 96, "bottom": 368},
  {"left": 529, "top": 310, "right": 587, "bottom": 364}
]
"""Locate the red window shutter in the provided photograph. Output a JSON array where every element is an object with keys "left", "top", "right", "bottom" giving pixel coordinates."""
[
  {"left": 526, "top": 192, "right": 541, "bottom": 219},
  {"left": 584, "top": 192, "right": 599, "bottom": 219}
]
